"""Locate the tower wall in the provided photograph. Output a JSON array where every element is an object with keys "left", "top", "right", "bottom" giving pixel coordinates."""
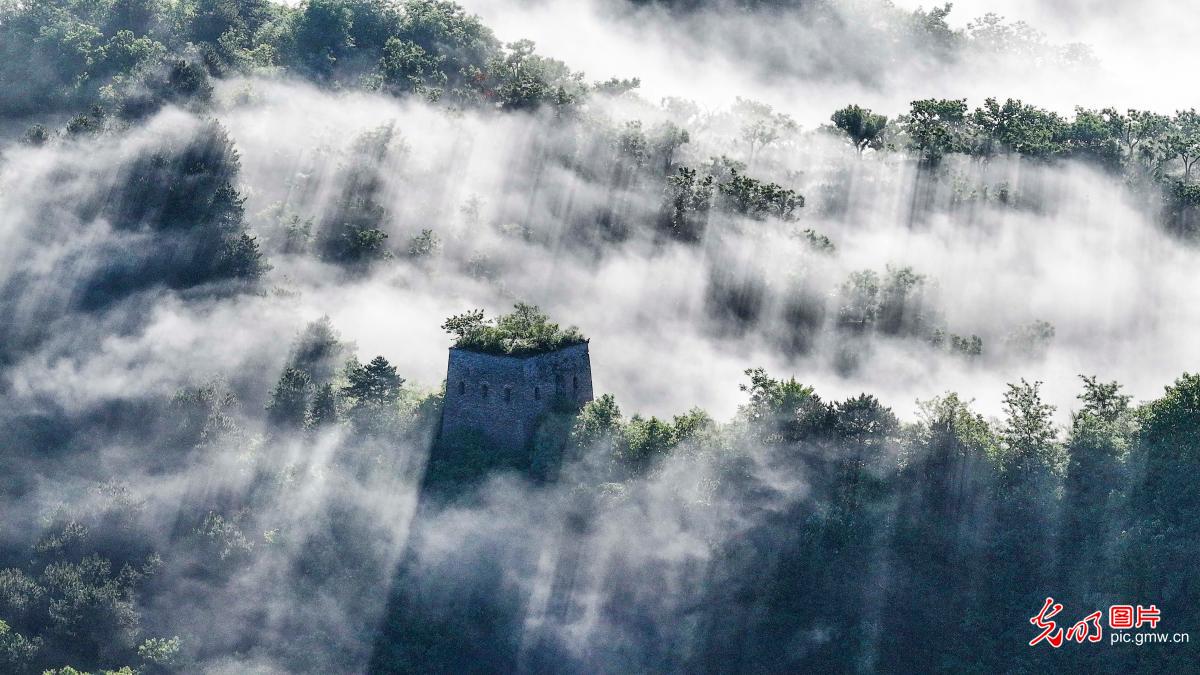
[{"left": 440, "top": 342, "right": 593, "bottom": 451}]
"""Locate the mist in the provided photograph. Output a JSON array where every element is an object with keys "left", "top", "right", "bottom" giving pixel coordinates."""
[{"left": 1, "top": 0, "right": 1199, "bottom": 672}]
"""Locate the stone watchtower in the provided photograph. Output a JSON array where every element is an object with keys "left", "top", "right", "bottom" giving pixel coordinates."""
[{"left": 440, "top": 342, "right": 593, "bottom": 451}]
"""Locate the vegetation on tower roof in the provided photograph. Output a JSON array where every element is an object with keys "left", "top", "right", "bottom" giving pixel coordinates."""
[{"left": 441, "top": 303, "right": 587, "bottom": 356}]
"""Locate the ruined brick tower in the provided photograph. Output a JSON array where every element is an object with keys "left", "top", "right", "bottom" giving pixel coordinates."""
[{"left": 439, "top": 342, "right": 593, "bottom": 450}]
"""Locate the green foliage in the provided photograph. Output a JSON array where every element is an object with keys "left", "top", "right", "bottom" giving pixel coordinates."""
[
  {"left": 216, "top": 232, "right": 269, "bottom": 279},
  {"left": 716, "top": 169, "right": 804, "bottom": 221},
  {"left": 320, "top": 124, "right": 399, "bottom": 267},
  {"left": 901, "top": 98, "right": 968, "bottom": 166},
  {"left": 0, "top": 618, "right": 42, "bottom": 671},
  {"left": 1134, "top": 373, "right": 1200, "bottom": 525},
  {"left": 738, "top": 367, "right": 831, "bottom": 444},
  {"left": 343, "top": 356, "right": 404, "bottom": 407},
  {"left": 42, "top": 668, "right": 136, "bottom": 675},
  {"left": 570, "top": 394, "right": 624, "bottom": 455},
  {"left": 23, "top": 124, "right": 51, "bottom": 146},
  {"left": 649, "top": 121, "right": 690, "bottom": 173},
  {"left": 797, "top": 228, "right": 835, "bottom": 253},
  {"left": 137, "top": 635, "right": 181, "bottom": 672},
  {"left": 0, "top": 0, "right": 584, "bottom": 129},
  {"left": 592, "top": 77, "right": 641, "bottom": 97},
  {"left": 912, "top": 392, "right": 997, "bottom": 460},
  {"left": 442, "top": 304, "right": 586, "bottom": 356},
  {"left": 287, "top": 316, "right": 353, "bottom": 384},
  {"left": 482, "top": 39, "right": 586, "bottom": 111},
  {"left": 93, "top": 120, "right": 267, "bottom": 303},
  {"left": 267, "top": 367, "right": 313, "bottom": 429},
  {"left": 662, "top": 167, "right": 713, "bottom": 239},
  {"left": 969, "top": 97, "right": 1065, "bottom": 159},
  {"left": 1062, "top": 376, "right": 1134, "bottom": 569},
  {"left": 307, "top": 383, "right": 340, "bottom": 428},
  {"left": 617, "top": 415, "right": 677, "bottom": 474},
  {"left": 169, "top": 382, "right": 241, "bottom": 450},
  {"left": 1161, "top": 108, "right": 1200, "bottom": 181},
  {"left": 1062, "top": 107, "right": 1123, "bottom": 170},
  {"left": 998, "top": 379, "right": 1063, "bottom": 480},
  {"left": 407, "top": 228, "right": 441, "bottom": 258},
  {"left": 340, "top": 355, "right": 405, "bottom": 436},
  {"left": 0, "top": 568, "right": 45, "bottom": 621},
  {"left": 733, "top": 97, "right": 797, "bottom": 166},
  {"left": 837, "top": 266, "right": 935, "bottom": 338},
  {"left": 948, "top": 332, "right": 983, "bottom": 357},
  {"left": 379, "top": 36, "right": 447, "bottom": 98},
  {"left": 195, "top": 511, "right": 254, "bottom": 562},
  {"left": 830, "top": 104, "right": 888, "bottom": 155},
  {"left": 115, "top": 56, "right": 214, "bottom": 119},
  {"left": 671, "top": 407, "right": 715, "bottom": 444},
  {"left": 1164, "top": 178, "right": 1200, "bottom": 236},
  {"left": 41, "top": 555, "right": 142, "bottom": 663}
]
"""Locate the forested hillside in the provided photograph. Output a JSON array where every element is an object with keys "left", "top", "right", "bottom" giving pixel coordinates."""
[{"left": 1, "top": 0, "right": 1198, "bottom": 672}]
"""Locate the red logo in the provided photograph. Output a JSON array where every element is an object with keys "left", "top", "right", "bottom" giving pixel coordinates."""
[
  {"left": 1137, "top": 605, "right": 1161, "bottom": 629},
  {"left": 1109, "top": 605, "right": 1134, "bottom": 630},
  {"left": 1031, "top": 598, "right": 1166, "bottom": 648},
  {"left": 1029, "top": 597, "right": 1066, "bottom": 647}
]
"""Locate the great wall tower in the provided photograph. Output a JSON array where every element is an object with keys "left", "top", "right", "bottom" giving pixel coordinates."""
[{"left": 437, "top": 306, "right": 593, "bottom": 454}]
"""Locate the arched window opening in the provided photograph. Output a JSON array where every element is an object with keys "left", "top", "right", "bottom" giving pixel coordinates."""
[
  {"left": 534, "top": 386, "right": 541, "bottom": 401},
  {"left": 481, "top": 383, "right": 489, "bottom": 400},
  {"left": 504, "top": 386, "right": 512, "bottom": 403},
  {"left": 458, "top": 380, "right": 465, "bottom": 395},
  {"left": 573, "top": 375, "right": 579, "bottom": 393}
]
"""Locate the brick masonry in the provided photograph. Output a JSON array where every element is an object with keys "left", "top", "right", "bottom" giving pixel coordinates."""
[{"left": 439, "top": 342, "right": 594, "bottom": 450}]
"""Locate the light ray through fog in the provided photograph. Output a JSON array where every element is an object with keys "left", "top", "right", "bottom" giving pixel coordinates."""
[{"left": 2, "top": 0, "right": 1199, "bottom": 672}]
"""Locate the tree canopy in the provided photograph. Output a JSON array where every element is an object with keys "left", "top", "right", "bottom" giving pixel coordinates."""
[{"left": 441, "top": 304, "right": 587, "bottom": 356}]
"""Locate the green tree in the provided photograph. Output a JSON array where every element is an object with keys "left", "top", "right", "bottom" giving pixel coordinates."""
[
  {"left": 307, "top": 383, "right": 340, "bottom": 428},
  {"left": 830, "top": 104, "right": 888, "bottom": 155},
  {"left": 661, "top": 166, "right": 713, "bottom": 240},
  {"left": 1060, "top": 376, "right": 1134, "bottom": 597},
  {"left": 343, "top": 356, "right": 404, "bottom": 407},
  {"left": 881, "top": 392, "right": 995, "bottom": 672},
  {"left": 287, "top": 316, "right": 353, "bottom": 384},
  {"left": 649, "top": 121, "right": 690, "bottom": 174},
  {"left": 738, "top": 368, "right": 832, "bottom": 445},
  {"left": 266, "top": 367, "right": 313, "bottom": 428},
  {"left": 902, "top": 98, "right": 968, "bottom": 166},
  {"left": 378, "top": 36, "right": 447, "bottom": 98},
  {"left": 442, "top": 304, "right": 585, "bottom": 356},
  {"left": 137, "top": 635, "right": 181, "bottom": 673},
  {"left": 970, "top": 97, "right": 1064, "bottom": 159},
  {"left": 570, "top": 394, "right": 623, "bottom": 451},
  {"left": 1120, "top": 373, "right": 1200, "bottom": 646},
  {"left": 716, "top": 170, "right": 803, "bottom": 220},
  {"left": 1161, "top": 109, "right": 1200, "bottom": 181},
  {"left": 407, "top": 228, "right": 441, "bottom": 258},
  {"left": 0, "top": 618, "right": 41, "bottom": 672},
  {"left": 997, "top": 379, "right": 1062, "bottom": 480},
  {"left": 732, "top": 97, "right": 797, "bottom": 167},
  {"left": 319, "top": 125, "right": 400, "bottom": 266},
  {"left": 1063, "top": 107, "right": 1122, "bottom": 170},
  {"left": 1104, "top": 108, "right": 1171, "bottom": 161},
  {"left": 617, "top": 415, "right": 676, "bottom": 475},
  {"left": 483, "top": 39, "right": 585, "bottom": 111}
]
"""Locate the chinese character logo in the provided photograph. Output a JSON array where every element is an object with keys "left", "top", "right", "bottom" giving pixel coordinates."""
[
  {"left": 1029, "top": 597, "right": 1103, "bottom": 647},
  {"left": 1030, "top": 598, "right": 1168, "bottom": 648}
]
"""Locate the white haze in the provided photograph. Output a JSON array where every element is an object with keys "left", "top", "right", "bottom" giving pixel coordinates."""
[
  {"left": 462, "top": 0, "right": 1199, "bottom": 123},
  {"left": 5, "top": 74, "right": 1198, "bottom": 423},
  {"left": 1, "top": 2, "right": 1197, "bottom": 671}
]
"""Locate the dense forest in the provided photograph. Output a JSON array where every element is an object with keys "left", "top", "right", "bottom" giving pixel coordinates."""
[{"left": 1, "top": 0, "right": 1199, "bottom": 672}]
